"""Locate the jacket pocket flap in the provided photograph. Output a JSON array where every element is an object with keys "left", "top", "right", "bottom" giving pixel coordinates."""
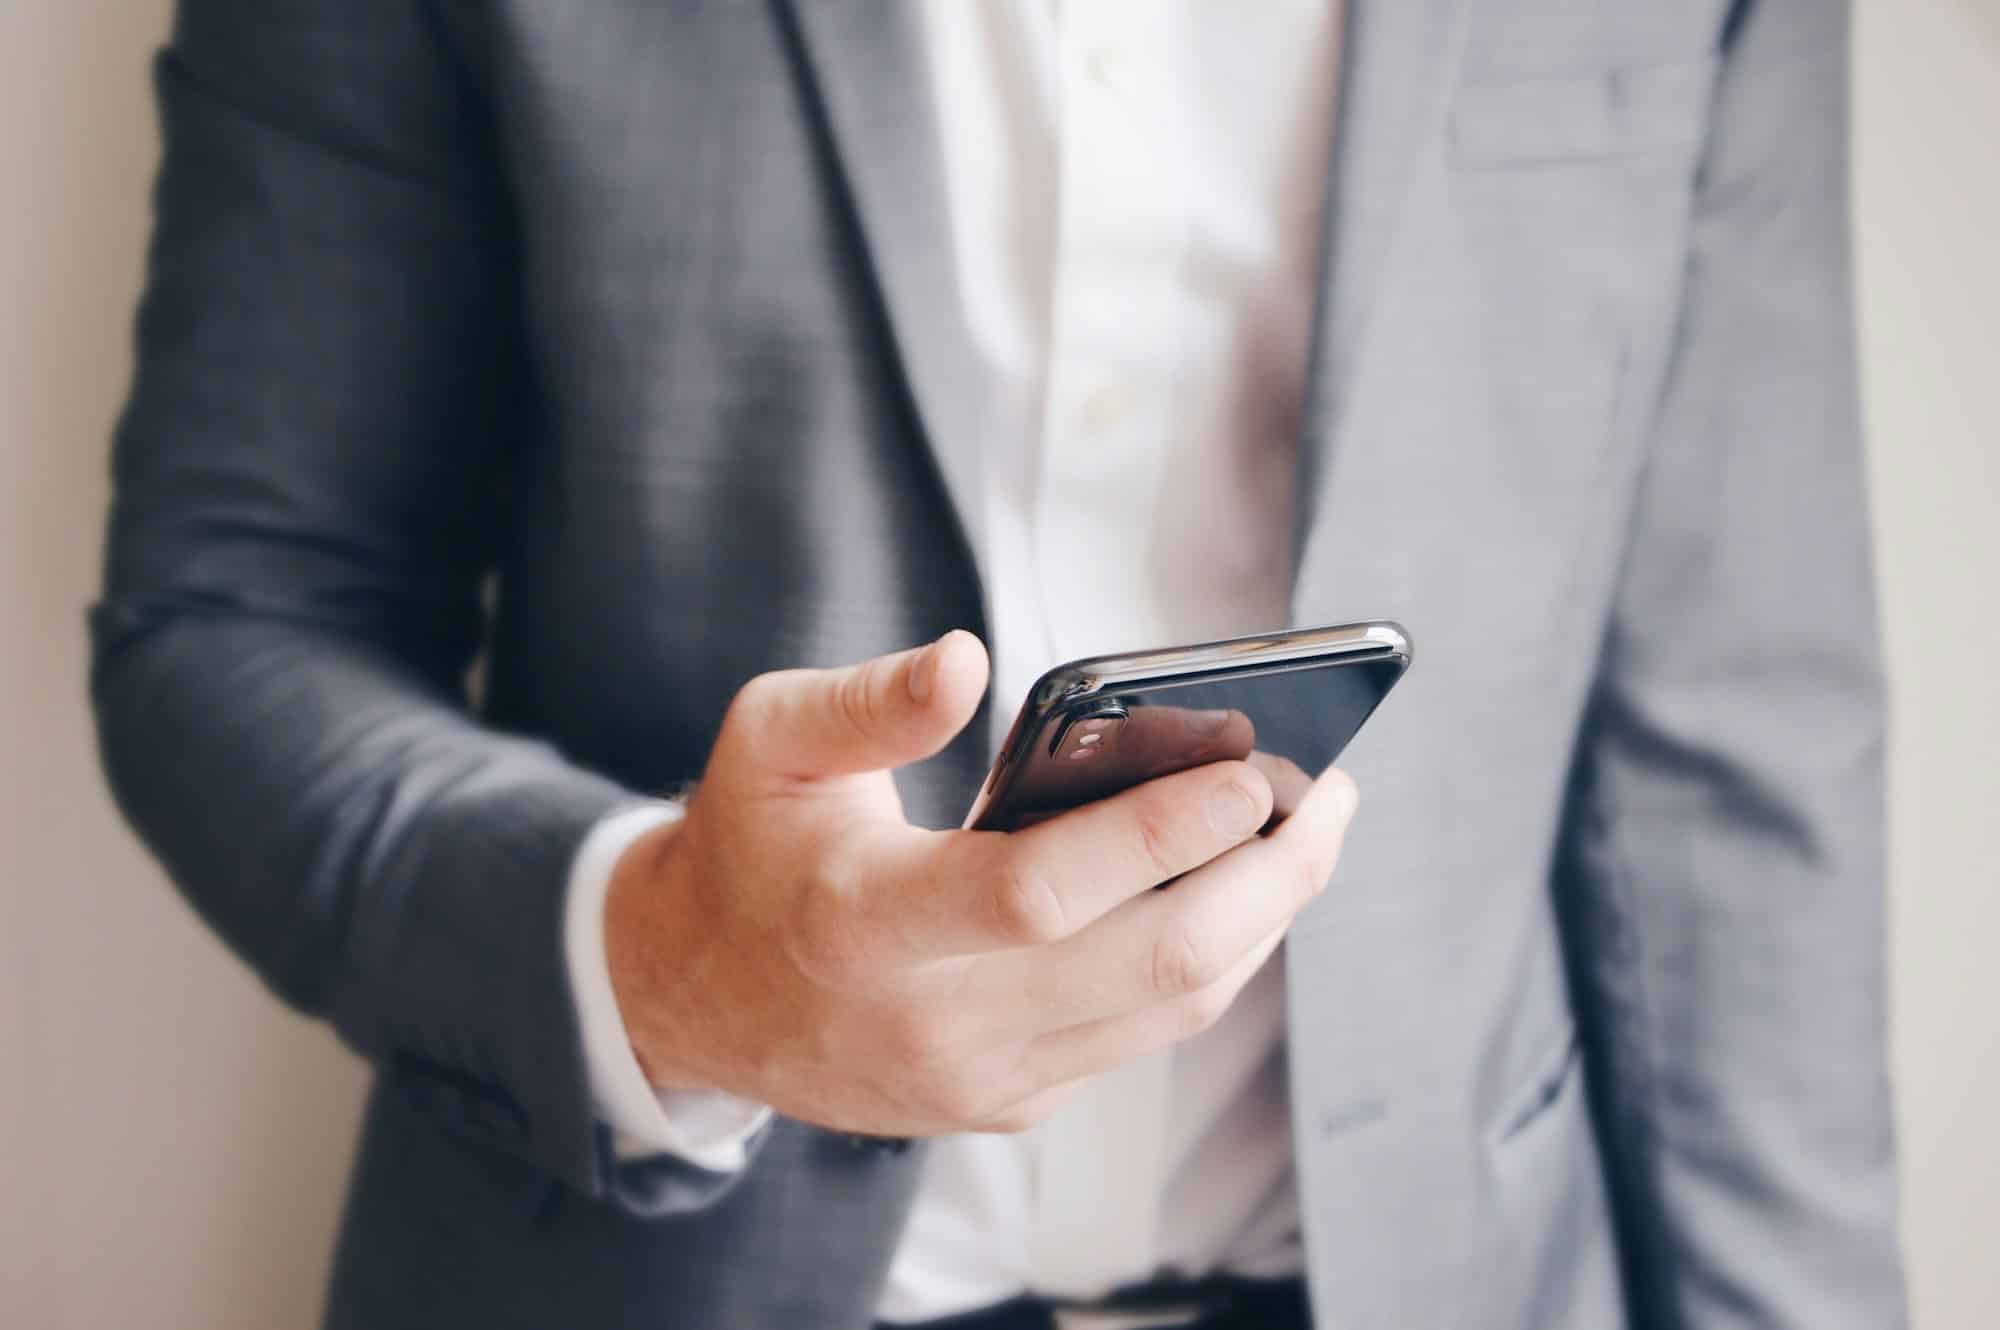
[{"left": 1451, "top": 57, "right": 1718, "bottom": 166}]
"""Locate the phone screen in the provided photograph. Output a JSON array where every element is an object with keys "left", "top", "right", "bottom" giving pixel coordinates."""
[{"left": 967, "top": 651, "right": 1405, "bottom": 833}]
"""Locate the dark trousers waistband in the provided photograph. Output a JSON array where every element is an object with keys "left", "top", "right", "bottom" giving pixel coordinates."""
[{"left": 881, "top": 1274, "right": 1310, "bottom": 1330}]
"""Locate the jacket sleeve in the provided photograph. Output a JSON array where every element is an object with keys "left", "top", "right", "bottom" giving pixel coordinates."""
[
  {"left": 91, "top": 0, "right": 755, "bottom": 1215},
  {"left": 1555, "top": 0, "right": 1908, "bottom": 1324}
]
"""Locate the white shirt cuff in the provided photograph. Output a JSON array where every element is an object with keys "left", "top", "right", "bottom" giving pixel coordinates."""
[{"left": 563, "top": 801, "right": 772, "bottom": 1172}]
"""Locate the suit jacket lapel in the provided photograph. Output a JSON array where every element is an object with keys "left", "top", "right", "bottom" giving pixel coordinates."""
[
  {"left": 1293, "top": 0, "right": 1477, "bottom": 575},
  {"left": 1283, "top": 4, "right": 1483, "bottom": 1324},
  {"left": 781, "top": 0, "right": 1477, "bottom": 635},
  {"left": 777, "top": 0, "right": 991, "bottom": 602}
]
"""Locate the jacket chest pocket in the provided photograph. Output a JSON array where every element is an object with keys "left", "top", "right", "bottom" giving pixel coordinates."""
[{"left": 1431, "top": 54, "right": 1719, "bottom": 491}]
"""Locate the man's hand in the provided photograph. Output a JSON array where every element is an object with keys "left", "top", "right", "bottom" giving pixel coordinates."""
[{"left": 605, "top": 631, "right": 1358, "bottom": 1137}]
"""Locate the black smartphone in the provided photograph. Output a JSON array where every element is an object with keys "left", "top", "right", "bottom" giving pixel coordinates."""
[{"left": 965, "top": 621, "right": 1412, "bottom": 832}]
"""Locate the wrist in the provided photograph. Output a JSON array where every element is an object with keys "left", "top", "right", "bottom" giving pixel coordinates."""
[{"left": 604, "top": 812, "right": 708, "bottom": 1092}]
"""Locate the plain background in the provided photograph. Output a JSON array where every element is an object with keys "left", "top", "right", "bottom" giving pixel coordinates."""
[{"left": 3, "top": 2, "right": 1994, "bottom": 1326}]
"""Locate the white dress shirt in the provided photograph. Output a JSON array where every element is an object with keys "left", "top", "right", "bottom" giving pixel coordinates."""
[{"left": 563, "top": 1, "right": 1342, "bottom": 1321}]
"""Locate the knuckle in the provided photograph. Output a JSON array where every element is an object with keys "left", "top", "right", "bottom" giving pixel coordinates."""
[
  {"left": 722, "top": 674, "right": 778, "bottom": 739},
  {"left": 1131, "top": 798, "right": 1185, "bottom": 880},
  {"left": 922, "top": 1069, "right": 993, "bottom": 1129},
  {"left": 1175, "top": 983, "right": 1234, "bottom": 1038},
  {"left": 988, "top": 862, "right": 1067, "bottom": 944},
  {"left": 1273, "top": 824, "right": 1336, "bottom": 904},
  {"left": 882, "top": 1006, "right": 951, "bottom": 1069},
  {"left": 834, "top": 663, "right": 886, "bottom": 738},
  {"left": 1151, "top": 927, "right": 1219, "bottom": 998},
  {"left": 792, "top": 881, "right": 868, "bottom": 983}
]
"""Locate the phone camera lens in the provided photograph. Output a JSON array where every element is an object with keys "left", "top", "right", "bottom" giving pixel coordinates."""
[{"left": 1052, "top": 706, "right": 1128, "bottom": 759}]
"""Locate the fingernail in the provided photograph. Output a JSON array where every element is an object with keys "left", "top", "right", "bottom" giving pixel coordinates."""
[
  {"left": 1208, "top": 781, "right": 1264, "bottom": 837},
  {"left": 908, "top": 638, "right": 942, "bottom": 703}
]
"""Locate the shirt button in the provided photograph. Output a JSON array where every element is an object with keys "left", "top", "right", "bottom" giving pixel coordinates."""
[{"left": 1079, "top": 381, "right": 1130, "bottom": 434}]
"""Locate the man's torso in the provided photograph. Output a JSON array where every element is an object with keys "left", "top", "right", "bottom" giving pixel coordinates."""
[{"left": 330, "top": 4, "right": 1729, "bottom": 1326}]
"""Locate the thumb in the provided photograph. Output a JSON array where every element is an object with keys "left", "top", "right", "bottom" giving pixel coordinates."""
[{"left": 728, "top": 630, "right": 989, "bottom": 781}]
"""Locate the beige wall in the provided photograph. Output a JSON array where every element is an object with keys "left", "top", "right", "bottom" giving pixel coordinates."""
[
  {"left": 1860, "top": 3, "right": 2000, "bottom": 1327},
  {"left": 0, "top": 7, "right": 369, "bottom": 1328},
  {"left": 2, "top": 3, "right": 1994, "bottom": 1327}
]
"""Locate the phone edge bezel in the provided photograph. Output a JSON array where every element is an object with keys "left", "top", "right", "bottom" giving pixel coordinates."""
[{"left": 966, "top": 620, "right": 1412, "bottom": 830}]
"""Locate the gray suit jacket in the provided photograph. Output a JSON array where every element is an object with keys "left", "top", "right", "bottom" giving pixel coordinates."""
[{"left": 92, "top": 2, "right": 1905, "bottom": 1327}]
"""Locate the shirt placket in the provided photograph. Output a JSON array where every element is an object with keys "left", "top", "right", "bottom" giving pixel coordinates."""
[{"left": 1025, "top": 1, "right": 1185, "bottom": 1299}]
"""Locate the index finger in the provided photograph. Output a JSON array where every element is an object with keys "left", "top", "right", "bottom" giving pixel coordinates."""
[
  {"left": 886, "top": 758, "right": 1275, "bottom": 956},
  {"left": 967, "top": 763, "right": 1359, "bottom": 1036}
]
